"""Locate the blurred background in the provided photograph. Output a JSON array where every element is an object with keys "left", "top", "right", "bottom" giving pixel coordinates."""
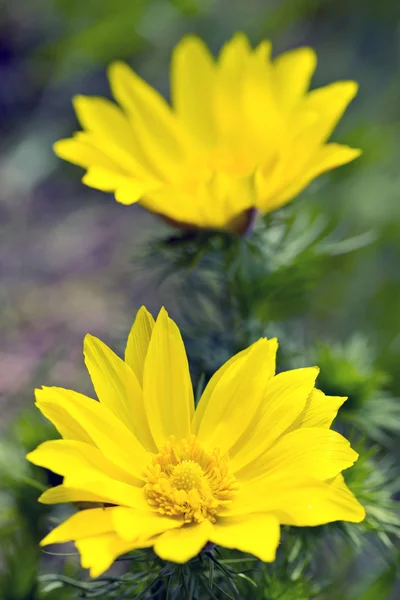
[{"left": 0, "top": 0, "right": 399, "bottom": 598}]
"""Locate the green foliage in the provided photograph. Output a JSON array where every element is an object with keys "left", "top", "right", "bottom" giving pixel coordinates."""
[
  {"left": 343, "top": 445, "right": 400, "bottom": 546},
  {"left": 307, "top": 337, "right": 400, "bottom": 445}
]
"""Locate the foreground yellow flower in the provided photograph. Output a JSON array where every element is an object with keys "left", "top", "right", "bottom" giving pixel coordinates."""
[
  {"left": 54, "top": 34, "right": 361, "bottom": 232},
  {"left": 27, "top": 307, "right": 365, "bottom": 577}
]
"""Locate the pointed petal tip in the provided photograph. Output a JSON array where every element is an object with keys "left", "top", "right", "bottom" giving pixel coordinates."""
[
  {"left": 39, "top": 536, "right": 50, "bottom": 547},
  {"left": 133, "top": 305, "right": 156, "bottom": 327},
  {"left": 83, "top": 333, "right": 100, "bottom": 355},
  {"left": 231, "top": 31, "right": 250, "bottom": 44},
  {"left": 114, "top": 186, "right": 141, "bottom": 205},
  {"left": 350, "top": 447, "right": 359, "bottom": 464},
  {"left": 37, "top": 490, "right": 52, "bottom": 504},
  {"left": 25, "top": 450, "right": 35, "bottom": 463},
  {"left": 175, "top": 33, "right": 204, "bottom": 50},
  {"left": 72, "top": 94, "right": 90, "bottom": 111},
  {"left": 157, "top": 306, "right": 169, "bottom": 321},
  {"left": 268, "top": 336, "right": 279, "bottom": 350},
  {"left": 349, "top": 147, "right": 362, "bottom": 159},
  {"left": 107, "top": 60, "right": 132, "bottom": 84},
  {"left": 34, "top": 386, "right": 43, "bottom": 399},
  {"left": 356, "top": 504, "right": 367, "bottom": 522},
  {"left": 53, "top": 138, "right": 72, "bottom": 157},
  {"left": 337, "top": 80, "right": 359, "bottom": 100}
]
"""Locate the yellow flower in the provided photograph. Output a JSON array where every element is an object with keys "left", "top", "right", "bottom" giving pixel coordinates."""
[
  {"left": 27, "top": 307, "right": 365, "bottom": 577},
  {"left": 54, "top": 34, "right": 361, "bottom": 232}
]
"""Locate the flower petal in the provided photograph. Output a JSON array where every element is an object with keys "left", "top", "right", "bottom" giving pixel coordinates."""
[
  {"left": 171, "top": 35, "right": 216, "bottom": 147},
  {"left": 81, "top": 166, "right": 143, "bottom": 197},
  {"left": 291, "top": 388, "right": 347, "bottom": 430},
  {"left": 259, "top": 143, "right": 361, "bottom": 213},
  {"left": 108, "top": 62, "right": 197, "bottom": 182},
  {"left": 192, "top": 339, "right": 276, "bottom": 435},
  {"left": 112, "top": 507, "right": 182, "bottom": 541},
  {"left": 273, "top": 47, "right": 317, "bottom": 111},
  {"left": 53, "top": 134, "right": 123, "bottom": 171},
  {"left": 73, "top": 95, "right": 153, "bottom": 178},
  {"left": 143, "top": 308, "right": 194, "bottom": 448},
  {"left": 38, "top": 485, "right": 109, "bottom": 505},
  {"left": 226, "top": 473, "right": 365, "bottom": 525},
  {"left": 76, "top": 532, "right": 147, "bottom": 578},
  {"left": 124, "top": 306, "right": 155, "bottom": 386},
  {"left": 27, "top": 439, "right": 140, "bottom": 486},
  {"left": 40, "top": 507, "right": 116, "bottom": 546},
  {"left": 210, "top": 513, "right": 280, "bottom": 561},
  {"left": 215, "top": 33, "right": 253, "bottom": 141},
  {"left": 34, "top": 391, "right": 94, "bottom": 445},
  {"left": 154, "top": 520, "right": 212, "bottom": 563},
  {"left": 239, "top": 427, "right": 358, "bottom": 482},
  {"left": 196, "top": 338, "right": 278, "bottom": 455},
  {"left": 35, "top": 387, "right": 149, "bottom": 480},
  {"left": 38, "top": 481, "right": 148, "bottom": 510},
  {"left": 84, "top": 335, "right": 155, "bottom": 452},
  {"left": 63, "top": 474, "right": 149, "bottom": 509},
  {"left": 229, "top": 367, "right": 319, "bottom": 474},
  {"left": 301, "top": 81, "right": 358, "bottom": 145}
]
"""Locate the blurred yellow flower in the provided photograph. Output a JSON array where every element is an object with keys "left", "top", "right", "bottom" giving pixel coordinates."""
[
  {"left": 54, "top": 34, "right": 361, "bottom": 232},
  {"left": 27, "top": 307, "right": 364, "bottom": 577}
]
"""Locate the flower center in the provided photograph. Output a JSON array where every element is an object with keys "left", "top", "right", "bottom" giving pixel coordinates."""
[
  {"left": 144, "top": 436, "right": 238, "bottom": 524},
  {"left": 171, "top": 460, "right": 204, "bottom": 492}
]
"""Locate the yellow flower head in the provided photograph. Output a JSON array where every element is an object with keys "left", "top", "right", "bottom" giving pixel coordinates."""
[
  {"left": 27, "top": 307, "right": 365, "bottom": 577},
  {"left": 54, "top": 34, "right": 361, "bottom": 232}
]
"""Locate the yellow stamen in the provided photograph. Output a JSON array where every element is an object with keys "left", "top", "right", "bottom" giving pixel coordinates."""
[{"left": 144, "top": 436, "right": 238, "bottom": 524}]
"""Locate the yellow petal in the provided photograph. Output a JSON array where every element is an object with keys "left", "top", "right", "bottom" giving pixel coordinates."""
[
  {"left": 140, "top": 185, "right": 207, "bottom": 227},
  {"left": 196, "top": 339, "right": 278, "bottom": 455},
  {"left": 215, "top": 33, "right": 253, "bottom": 142},
  {"left": 328, "top": 473, "right": 366, "bottom": 523},
  {"left": 226, "top": 473, "right": 365, "bottom": 525},
  {"left": 34, "top": 390, "right": 93, "bottom": 444},
  {"left": 38, "top": 485, "right": 112, "bottom": 505},
  {"left": 229, "top": 367, "right": 319, "bottom": 474},
  {"left": 108, "top": 62, "right": 197, "bottom": 182},
  {"left": 273, "top": 47, "right": 317, "bottom": 111},
  {"left": 114, "top": 183, "right": 150, "bottom": 205},
  {"left": 35, "top": 387, "right": 149, "bottom": 480},
  {"left": 112, "top": 507, "right": 182, "bottom": 541},
  {"left": 171, "top": 35, "right": 216, "bottom": 147},
  {"left": 38, "top": 480, "right": 149, "bottom": 510},
  {"left": 84, "top": 335, "right": 156, "bottom": 452},
  {"left": 54, "top": 135, "right": 122, "bottom": 171},
  {"left": 210, "top": 513, "right": 280, "bottom": 562},
  {"left": 81, "top": 166, "right": 143, "bottom": 198},
  {"left": 256, "top": 143, "right": 361, "bottom": 213},
  {"left": 301, "top": 81, "right": 358, "bottom": 145},
  {"left": 62, "top": 474, "right": 149, "bottom": 510},
  {"left": 240, "top": 427, "right": 358, "bottom": 482},
  {"left": 242, "top": 41, "right": 283, "bottom": 153},
  {"left": 143, "top": 308, "right": 194, "bottom": 448},
  {"left": 76, "top": 532, "right": 146, "bottom": 578},
  {"left": 154, "top": 520, "right": 212, "bottom": 563},
  {"left": 191, "top": 343, "right": 255, "bottom": 435},
  {"left": 27, "top": 439, "right": 140, "bottom": 486},
  {"left": 292, "top": 388, "right": 347, "bottom": 430},
  {"left": 124, "top": 306, "right": 155, "bottom": 386},
  {"left": 73, "top": 95, "right": 153, "bottom": 178},
  {"left": 40, "top": 507, "right": 115, "bottom": 546},
  {"left": 142, "top": 174, "right": 254, "bottom": 229}
]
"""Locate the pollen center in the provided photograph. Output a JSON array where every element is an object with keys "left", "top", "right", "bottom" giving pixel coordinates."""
[
  {"left": 171, "top": 460, "right": 204, "bottom": 492},
  {"left": 144, "top": 436, "right": 238, "bottom": 524}
]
